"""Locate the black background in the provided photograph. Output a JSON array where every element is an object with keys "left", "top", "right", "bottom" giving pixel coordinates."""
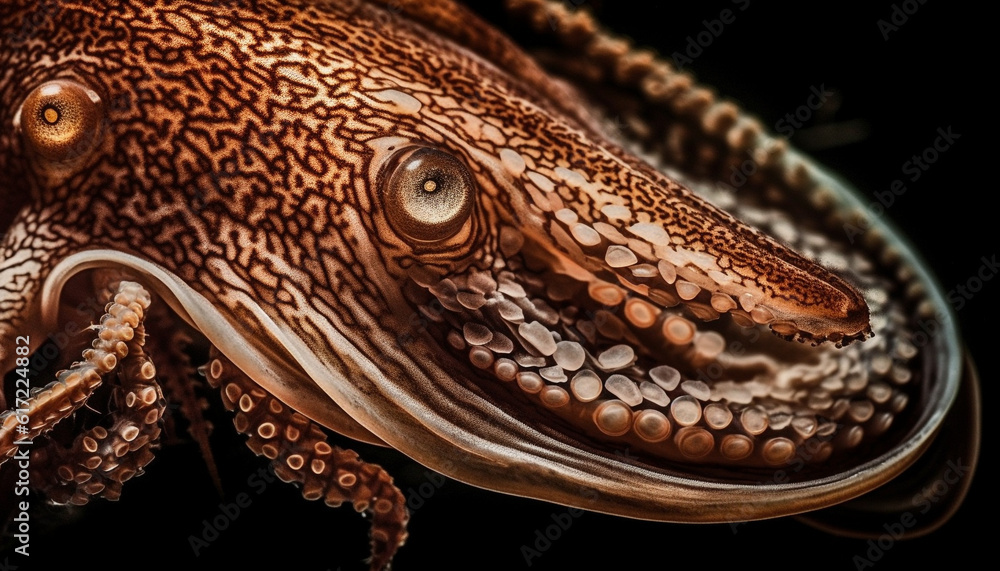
[{"left": 5, "top": 1, "right": 992, "bottom": 570}]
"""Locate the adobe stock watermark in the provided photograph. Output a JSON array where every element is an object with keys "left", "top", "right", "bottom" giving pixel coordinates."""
[
  {"left": 725, "top": 259, "right": 977, "bottom": 537},
  {"left": 729, "top": 84, "right": 834, "bottom": 188},
  {"left": 866, "top": 251, "right": 993, "bottom": 351},
  {"left": 851, "top": 457, "right": 970, "bottom": 570},
  {"left": 8, "top": 335, "right": 34, "bottom": 559},
  {"left": 728, "top": 428, "right": 839, "bottom": 535},
  {"left": 404, "top": 460, "right": 454, "bottom": 514},
  {"left": 877, "top": 0, "right": 929, "bottom": 41},
  {"left": 519, "top": 487, "right": 599, "bottom": 567},
  {"left": 843, "top": 125, "right": 960, "bottom": 244},
  {"left": 21, "top": 294, "right": 106, "bottom": 375},
  {"left": 187, "top": 466, "right": 279, "bottom": 556},
  {"left": 946, "top": 254, "right": 998, "bottom": 311},
  {"left": 362, "top": 0, "right": 420, "bottom": 29},
  {"left": 670, "top": 0, "right": 751, "bottom": 70},
  {"left": 4, "top": 0, "right": 58, "bottom": 46}
]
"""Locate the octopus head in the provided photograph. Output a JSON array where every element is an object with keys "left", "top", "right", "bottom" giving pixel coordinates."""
[{"left": 0, "top": 0, "right": 962, "bottom": 526}]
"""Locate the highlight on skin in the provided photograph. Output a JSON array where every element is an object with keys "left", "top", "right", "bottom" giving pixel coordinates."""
[{"left": 0, "top": 0, "right": 969, "bottom": 568}]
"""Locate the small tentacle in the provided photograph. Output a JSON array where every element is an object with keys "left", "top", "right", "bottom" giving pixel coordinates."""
[
  {"left": 31, "top": 318, "right": 165, "bottom": 504},
  {"left": 506, "top": 0, "right": 773, "bottom": 178},
  {"left": 0, "top": 282, "right": 151, "bottom": 461},
  {"left": 145, "top": 300, "right": 222, "bottom": 495},
  {"left": 204, "top": 349, "right": 408, "bottom": 571}
]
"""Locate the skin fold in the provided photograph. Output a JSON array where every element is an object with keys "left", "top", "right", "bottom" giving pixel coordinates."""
[{"left": 0, "top": 0, "right": 984, "bottom": 568}]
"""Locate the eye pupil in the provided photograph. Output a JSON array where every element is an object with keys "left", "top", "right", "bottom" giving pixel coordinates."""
[
  {"left": 42, "top": 106, "right": 60, "bottom": 125},
  {"left": 383, "top": 147, "right": 475, "bottom": 242}
]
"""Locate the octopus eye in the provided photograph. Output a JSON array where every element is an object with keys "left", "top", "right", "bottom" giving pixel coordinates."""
[
  {"left": 15, "top": 79, "right": 104, "bottom": 163},
  {"left": 382, "top": 147, "right": 475, "bottom": 242}
]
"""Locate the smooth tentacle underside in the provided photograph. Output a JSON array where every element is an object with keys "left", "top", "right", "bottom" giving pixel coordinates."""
[{"left": 0, "top": 0, "right": 972, "bottom": 568}]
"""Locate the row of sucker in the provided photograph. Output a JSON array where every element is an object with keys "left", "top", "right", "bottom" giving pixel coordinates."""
[
  {"left": 543, "top": 185, "right": 844, "bottom": 344},
  {"left": 30, "top": 291, "right": 165, "bottom": 505},
  {"left": 507, "top": 0, "right": 877, "bottom": 346},
  {"left": 203, "top": 349, "right": 408, "bottom": 571},
  {"left": 407, "top": 220, "right": 916, "bottom": 471},
  {"left": 503, "top": 0, "right": 923, "bottom": 357},
  {"left": 483, "top": 0, "right": 924, "bottom": 475}
]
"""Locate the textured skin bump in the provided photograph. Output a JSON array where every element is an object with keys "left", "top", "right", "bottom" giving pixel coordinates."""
[{"left": 0, "top": 1, "right": 969, "bottom": 565}]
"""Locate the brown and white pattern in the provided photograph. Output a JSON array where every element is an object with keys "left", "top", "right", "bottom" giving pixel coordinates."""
[{"left": 0, "top": 1, "right": 975, "bottom": 568}]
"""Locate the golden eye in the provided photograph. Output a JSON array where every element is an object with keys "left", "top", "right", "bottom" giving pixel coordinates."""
[
  {"left": 15, "top": 79, "right": 104, "bottom": 163},
  {"left": 382, "top": 147, "right": 475, "bottom": 242}
]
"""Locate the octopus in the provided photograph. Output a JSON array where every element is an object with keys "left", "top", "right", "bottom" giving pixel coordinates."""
[{"left": 0, "top": 1, "right": 982, "bottom": 569}]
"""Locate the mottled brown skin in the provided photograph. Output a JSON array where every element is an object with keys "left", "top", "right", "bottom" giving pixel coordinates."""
[
  {"left": 0, "top": 0, "right": 867, "bottom": 358},
  {"left": 0, "top": 0, "right": 967, "bottom": 568}
]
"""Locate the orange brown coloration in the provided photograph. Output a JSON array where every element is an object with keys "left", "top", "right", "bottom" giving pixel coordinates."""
[
  {"left": 0, "top": 282, "right": 152, "bottom": 461},
  {"left": 204, "top": 349, "right": 408, "bottom": 571},
  {"left": 30, "top": 292, "right": 165, "bottom": 505},
  {"left": 0, "top": 0, "right": 973, "bottom": 567}
]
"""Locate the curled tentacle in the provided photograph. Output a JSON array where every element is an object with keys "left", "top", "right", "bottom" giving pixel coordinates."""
[
  {"left": 31, "top": 314, "right": 165, "bottom": 504},
  {"left": 0, "top": 282, "right": 151, "bottom": 461},
  {"left": 204, "top": 349, "right": 409, "bottom": 571}
]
